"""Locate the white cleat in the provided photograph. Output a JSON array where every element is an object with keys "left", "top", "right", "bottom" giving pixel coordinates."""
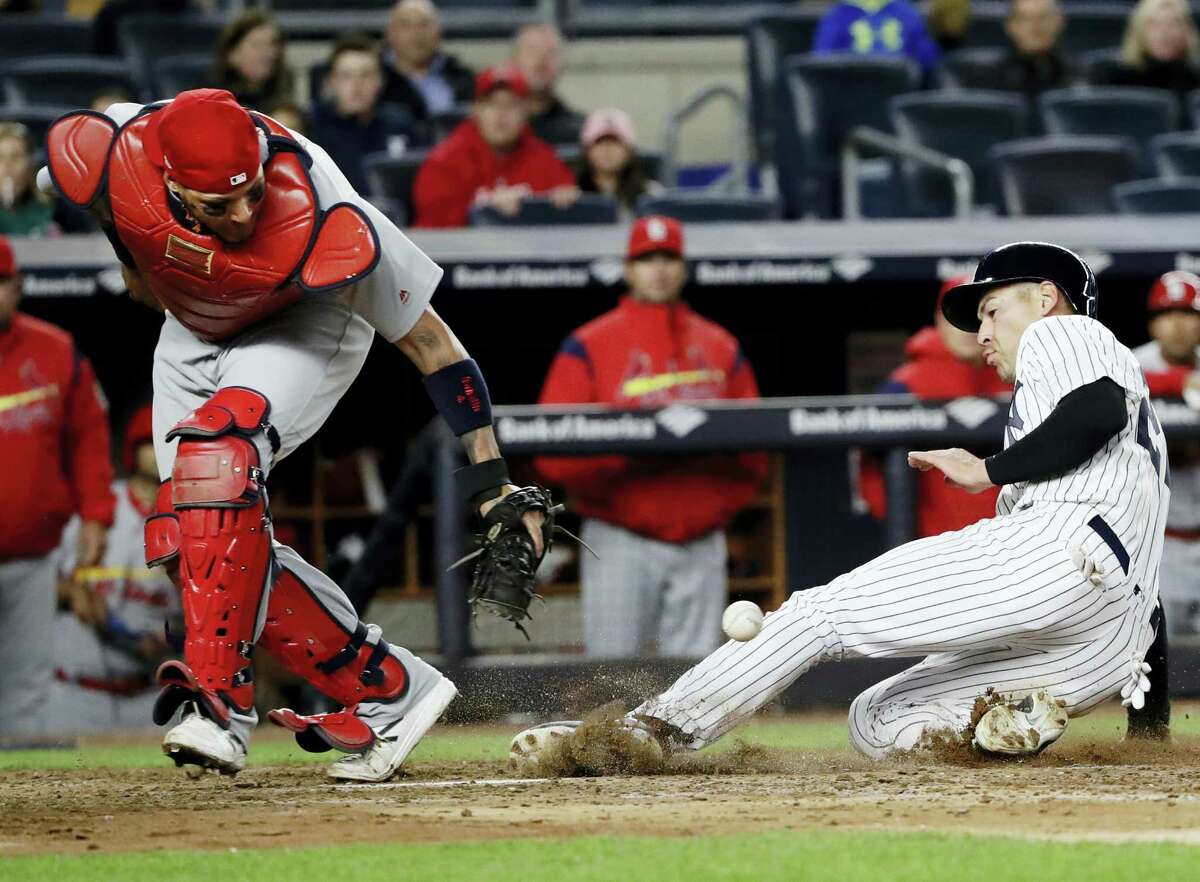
[
  {"left": 972, "top": 689, "right": 1069, "bottom": 756},
  {"left": 163, "top": 711, "right": 247, "bottom": 776},
  {"left": 327, "top": 677, "right": 458, "bottom": 783}
]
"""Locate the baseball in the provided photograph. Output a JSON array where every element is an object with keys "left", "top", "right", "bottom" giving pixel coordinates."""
[{"left": 722, "top": 600, "right": 764, "bottom": 641}]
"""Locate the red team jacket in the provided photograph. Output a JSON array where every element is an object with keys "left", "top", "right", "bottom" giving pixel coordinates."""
[
  {"left": 535, "top": 297, "right": 768, "bottom": 543},
  {"left": 859, "top": 326, "right": 1010, "bottom": 538},
  {"left": 0, "top": 313, "right": 115, "bottom": 558},
  {"left": 412, "top": 120, "right": 575, "bottom": 228}
]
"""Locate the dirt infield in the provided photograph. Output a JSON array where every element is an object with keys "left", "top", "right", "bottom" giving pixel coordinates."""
[{"left": 4, "top": 719, "right": 1200, "bottom": 857}]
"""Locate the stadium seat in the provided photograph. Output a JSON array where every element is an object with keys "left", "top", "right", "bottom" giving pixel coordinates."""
[
  {"left": 1058, "top": 4, "right": 1130, "bottom": 56},
  {"left": 0, "top": 16, "right": 92, "bottom": 62},
  {"left": 1080, "top": 48, "right": 1124, "bottom": 86},
  {"left": 1038, "top": 87, "right": 1179, "bottom": 171},
  {"left": 1152, "top": 132, "right": 1200, "bottom": 178},
  {"left": 783, "top": 54, "right": 919, "bottom": 217},
  {"left": 1190, "top": 89, "right": 1200, "bottom": 126},
  {"left": 2, "top": 57, "right": 139, "bottom": 108},
  {"left": 990, "top": 136, "right": 1138, "bottom": 215},
  {"left": 152, "top": 54, "right": 215, "bottom": 100},
  {"left": 961, "top": 11, "right": 1007, "bottom": 49},
  {"left": 430, "top": 106, "right": 470, "bottom": 143},
  {"left": 890, "top": 91, "right": 1029, "bottom": 215},
  {"left": 938, "top": 48, "right": 1006, "bottom": 90},
  {"left": 1112, "top": 178, "right": 1200, "bottom": 214},
  {"left": 118, "top": 15, "right": 226, "bottom": 89},
  {"left": 363, "top": 149, "right": 429, "bottom": 227},
  {"left": 469, "top": 193, "right": 619, "bottom": 226},
  {"left": 635, "top": 190, "right": 783, "bottom": 221},
  {"left": 745, "top": 11, "right": 824, "bottom": 169}
]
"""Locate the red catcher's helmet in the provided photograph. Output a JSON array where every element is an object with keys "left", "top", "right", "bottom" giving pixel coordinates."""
[{"left": 1147, "top": 270, "right": 1200, "bottom": 314}]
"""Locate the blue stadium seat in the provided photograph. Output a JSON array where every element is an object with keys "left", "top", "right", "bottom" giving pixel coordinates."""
[
  {"left": 152, "top": 54, "right": 215, "bottom": 101},
  {"left": 1152, "top": 132, "right": 1200, "bottom": 178},
  {"left": 1112, "top": 178, "right": 1200, "bottom": 214},
  {"left": 939, "top": 48, "right": 1006, "bottom": 90},
  {"left": 363, "top": 149, "right": 430, "bottom": 227},
  {"left": 783, "top": 54, "right": 919, "bottom": 217},
  {"left": 469, "top": 193, "right": 619, "bottom": 225},
  {"left": 891, "top": 90, "right": 1029, "bottom": 215},
  {"left": 1038, "top": 86, "right": 1180, "bottom": 171},
  {"left": 118, "top": 14, "right": 226, "bottom": 89},
  {"left": 2, "top": 57, "right": 139, "bottom": 109},
  {"left": 1059, "top": 4, "right": 1131, "bottom": 56},
  {"left": 636, "top": 190, "right": 782, "bottom": 222},
  {"left": 1080, "top": 48, "right": 1124, "bottom": 86},
  {"left": 0, "top": 16, "right": 92, "bottom": 62},
  {"left": 990, "top": 135, "right": 1138, "bottom": 215},
  {"left": 745, "top": 11, "right": 823, "bottom": 169}
]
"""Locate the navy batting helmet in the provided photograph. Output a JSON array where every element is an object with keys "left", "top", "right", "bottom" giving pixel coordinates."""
[{"left": 941, "top": 242, "right": 1098, "bottom": 332}]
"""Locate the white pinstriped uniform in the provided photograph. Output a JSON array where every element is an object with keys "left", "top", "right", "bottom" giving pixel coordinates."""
[{"left": 635, "top": 316, "right": 1170, "bottom": 757}]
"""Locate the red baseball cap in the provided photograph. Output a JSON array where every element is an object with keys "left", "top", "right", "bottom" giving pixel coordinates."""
[
  {"left": 1148, "top": 270, "right": 1200, "bottom": 313},
  {"left": 627, "top": 215, "right": 684, "bottom": 260},
  {"left": 475, "top": 65, "right": 529, "bottom": 100},
  {"left": 0, "top": 236, "right": 15, "bottom": 277},
  {"left": 143, "top": 89, "right": 263, "bottom": 195}
]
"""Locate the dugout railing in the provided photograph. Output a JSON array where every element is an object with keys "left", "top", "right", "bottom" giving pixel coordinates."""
[{"left": 431, "top": 395, "right": 1200, "bottom": 663}]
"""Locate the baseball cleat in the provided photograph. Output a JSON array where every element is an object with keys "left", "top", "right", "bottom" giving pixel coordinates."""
[
  {"left": 972, "top": 689, "right": 1069, "bottom": 756},
  {"left": 162, "top": 709, "right": 247, "bottom": 776},
  {"left": 508, "top": 720, "right": 582, "bottom": 772},
  {"left": 327, "top": 676, "right": 458, "bottom": 783}
]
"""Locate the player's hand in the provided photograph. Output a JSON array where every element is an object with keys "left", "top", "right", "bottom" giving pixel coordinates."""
[
  {"left": 77, "top": 520, "right": 108, "bottom": 569},
  {"left": 907, "top": 448, "right": 994, "bottom": 493},
  {"left": 548, "top": 185, "right": 581, "bottom": 209},
  {"left": 479, "top": 484, "right": 546, "bottom": 556},
  {"left": 66, "top": 574, "right": 107, "bottom": 628}
]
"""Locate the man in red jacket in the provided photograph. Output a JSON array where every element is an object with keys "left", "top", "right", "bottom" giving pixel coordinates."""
[
  {"left": 412, "top": 65, "right": 577, "bottom": 227},
  {"left": 536, "top": 216, "right": 767, "bottom": 658},
  {"left": 0, "top": 235, "right": 115, "bottom": 737},
  {"left": 858, "top": 277, "right": 1011, "bottom": 538}
]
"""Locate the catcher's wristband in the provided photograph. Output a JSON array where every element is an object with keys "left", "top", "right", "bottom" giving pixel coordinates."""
[
  {"left": 423, "top": 358, "right": 493, "bottom": 436},
  {"left": 456, "top": 457, "right": 511, "bottom": 509}
]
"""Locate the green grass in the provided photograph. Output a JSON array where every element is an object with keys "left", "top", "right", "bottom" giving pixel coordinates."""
[
  {"left": 5, "top": 829, "right": 1198, "bottom": 882},
  {"left": 3, "top": 703, "right": 1197, "bottom": 772}
]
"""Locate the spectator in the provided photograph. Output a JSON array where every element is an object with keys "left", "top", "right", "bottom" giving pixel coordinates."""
[
  {"left": 91, "top": 87, "right": 134, "bottom": 114},
  {"left": 0, "top": 236, "right": 116, "bottom": 738},
  {"left": 93, "top": 0, "right": 190, "bottom": 57},
  {"left": 46, "top": 406, "right": 181, "bottom": 733},
  {"left": 857, "top": 277, "right": 1011, "bottom": 539},
  {"left": 513, "top": 23, "right": 586, "bottom": 144},
  {"left": 812, "top": 0, "right": 943, "bottom": 75},
  {"left": 576, "top": 108, "right": 661, "bottom": 219},
  {"left": 382, "top": 0, "right": 474, "bottom": 121},
  {"left": 990, "top": 0, "right": 1075, "bottom": 97},
  {"left": 212, "top": 10, "right": 294, "bottom": 112},
  {"left": 0, "top": 123, "right": 91, "bottom": 236},
  {"left": 265, "top": 99, "right": 307, "bottom": 136},
  {"left": 1132, "top": 271, "right": 1200, "bottom": 637},
  {"left": 1108, "top": 0, "right": 1200, "bottom": 94},
  {"left": 929, "top": 0, "right": 971, "bottom": 52},
  {"left": 412, "top": 65, "right": 576, "bottom": 228},
  {"left": 309, "top": 35, "right": 421, "bottom": 195},
  {"left": 535, "top": 217, "right": 769, "bottom": 659}
]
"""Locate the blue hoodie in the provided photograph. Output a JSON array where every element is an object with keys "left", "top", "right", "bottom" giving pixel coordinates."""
[{"left": 812, "top": 0, "right": 942, "bottom": 73}]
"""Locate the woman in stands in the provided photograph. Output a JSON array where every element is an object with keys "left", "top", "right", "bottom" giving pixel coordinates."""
[
  {"left": 1110, "top": 0, "right": 1200, "bottom": 93},
  {"left": 212, "top": 10, "right": 295, "bottom": 112},
  {"left": 575, "top": 108, "right": 661, "bottom": 219}
]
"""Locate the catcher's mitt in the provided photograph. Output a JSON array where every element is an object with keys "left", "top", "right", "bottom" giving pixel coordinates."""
[{"left": 450, "top": 486, "right": 575, "bottom": 637}]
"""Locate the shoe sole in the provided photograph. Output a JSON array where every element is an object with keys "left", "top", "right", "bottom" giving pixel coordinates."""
[
  {"left": 328, "top": 677, "right": 459, "bottom": 782},
  {"left": 973, "top": 692, "right": 1068, "bottom": 756},
  {"left": 162, "top": 740, "right": 244, "bottom": 776}
]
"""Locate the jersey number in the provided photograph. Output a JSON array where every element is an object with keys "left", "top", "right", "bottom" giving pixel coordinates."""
[{"left": 1136, "top": 399, "right": 1167, "bottom": 484}]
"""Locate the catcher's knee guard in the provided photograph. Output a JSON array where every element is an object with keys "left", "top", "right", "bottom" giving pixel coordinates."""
[
  {"left": 260, "top": 567, "right": 409, "bottom": 753},
  {"left": 151, "top": 387, "right": 277, "bottom": 729}
]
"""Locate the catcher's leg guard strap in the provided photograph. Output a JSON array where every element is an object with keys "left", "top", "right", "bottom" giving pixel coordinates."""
[
  {"left": 159, "top": 388, "right": 274, "bottom": 726},
  {"left": 259, "top": 567, "right": 409, "bottom": 752}
]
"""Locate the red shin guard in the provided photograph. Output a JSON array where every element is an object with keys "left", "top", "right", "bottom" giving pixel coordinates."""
[{"left": 260, "top": 567, "right": 409, "bottom": 753}]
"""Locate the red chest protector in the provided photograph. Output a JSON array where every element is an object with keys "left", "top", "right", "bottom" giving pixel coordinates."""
[{"left": 47, "top": 108, "right": 379, "bottom": 341}]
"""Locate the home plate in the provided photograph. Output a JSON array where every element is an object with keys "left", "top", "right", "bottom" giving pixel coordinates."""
[{"left": 328, "top": 778, "right": 556, "bottom": 790}]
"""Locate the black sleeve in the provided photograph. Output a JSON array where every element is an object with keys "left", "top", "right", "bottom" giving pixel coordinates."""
[{"left": 985, "top": 377, "right": 1128, "bottom": 486}]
